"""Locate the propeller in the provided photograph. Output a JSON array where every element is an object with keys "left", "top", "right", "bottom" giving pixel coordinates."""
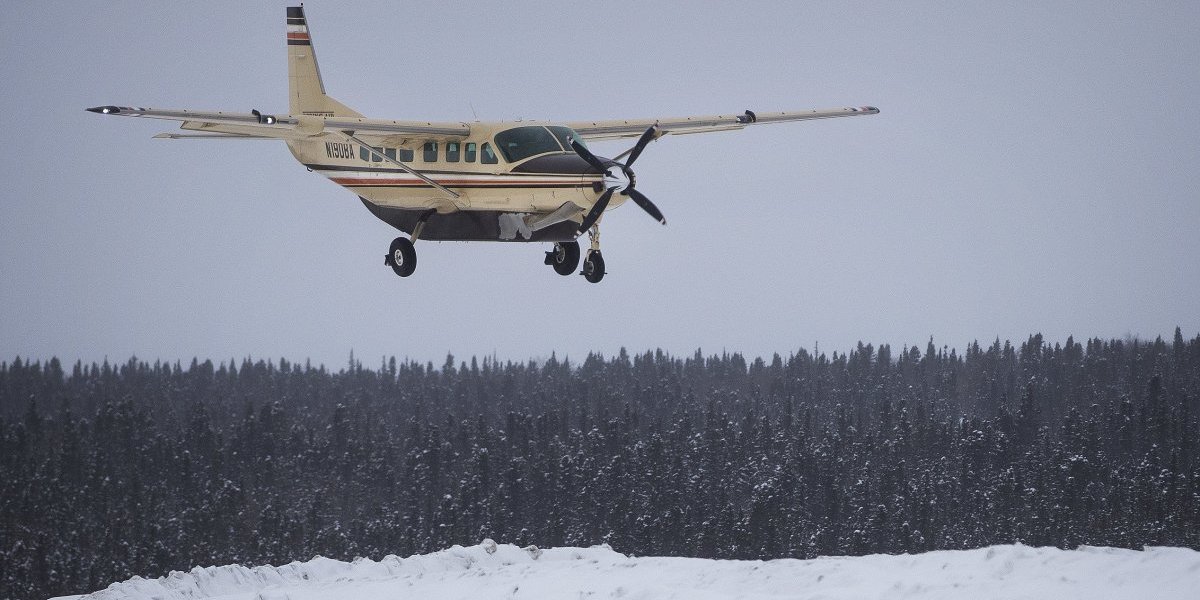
[
  {"left": 624, "top": 124, "right": 658, "bottom": 167},
  {"left": 576, "top": 188, "right": 616, "bottom": 235},
  {"left": 571, "top": 125, "right": 666, "bottom": 235}
]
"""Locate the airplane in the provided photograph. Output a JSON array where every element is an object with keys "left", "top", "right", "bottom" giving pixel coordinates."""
[{"left": 88, "top": 5, "right": 878, "bottom": 283}]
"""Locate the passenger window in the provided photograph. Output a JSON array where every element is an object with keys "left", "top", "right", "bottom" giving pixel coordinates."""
[
  {"left": 384, "top": 148, "right": 397, "bottom": 161},
  {"left": 446, "top": 142, "right": 461, "bottom": 163},
  {"left": 360, "top": 146, "right": 384, "bottom": 162},
  {"left": 399, "top": 148, "right": 414, "bottom": 162},
  {"left": 423, "top": 142, "right": 438, "bottom": 162},
  {"left": 481, "top": 142, "right": 498, "bottom": 164},
  {"left": 465, "top": 142, "right": 477, "bottom": 163}
]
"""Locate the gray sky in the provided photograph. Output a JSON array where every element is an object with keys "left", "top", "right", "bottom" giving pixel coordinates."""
[{"left": 2, "top": 1, "right": 1198, "bottom": 368}]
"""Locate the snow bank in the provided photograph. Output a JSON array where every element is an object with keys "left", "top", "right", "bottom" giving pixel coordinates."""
[{"left": 55, "top": 542, "right": 1200, "bottom": 600}]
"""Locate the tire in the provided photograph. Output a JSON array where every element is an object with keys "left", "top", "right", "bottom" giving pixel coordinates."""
[
  {"left": 388, "top": 237, "right": 417, "bottom": 277},
  {"left": 548, "top": 241, "right": 580, "bottom": 276},
  {"left": 582, "top": 250, "right": 605, "bottom": 283}
]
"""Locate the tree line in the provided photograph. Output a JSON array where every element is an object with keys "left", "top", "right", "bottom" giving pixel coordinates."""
[{"left": 2, "top": 330, "right": 1198, "bottom": 599}]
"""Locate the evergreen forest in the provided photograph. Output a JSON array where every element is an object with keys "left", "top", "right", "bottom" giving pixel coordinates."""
[{"left": 3, "top": 331, "right": 1199, "bottom": 599}]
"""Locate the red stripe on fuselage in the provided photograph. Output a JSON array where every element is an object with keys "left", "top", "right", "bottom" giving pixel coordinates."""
[{"left": 330, "top": 177, "right": 588, "bottom": 188}]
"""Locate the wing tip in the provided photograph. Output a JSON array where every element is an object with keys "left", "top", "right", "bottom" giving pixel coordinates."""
[{"left": 86, "top": 105, "right": 121, "bottom": 115}]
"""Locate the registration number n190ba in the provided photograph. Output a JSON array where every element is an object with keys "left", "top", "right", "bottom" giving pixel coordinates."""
[{"left": 325, "top": 142, "right": 353, "bottom": 159}]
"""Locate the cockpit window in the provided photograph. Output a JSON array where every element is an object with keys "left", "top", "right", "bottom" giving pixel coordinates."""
[
  {"left": 547, "top": 126, "right": 586, "bottom": 152},
  {"left": 494, "top": 126, "right": 566, "bottom": 163}
]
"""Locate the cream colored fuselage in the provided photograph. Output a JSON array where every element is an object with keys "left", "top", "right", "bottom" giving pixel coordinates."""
[{"left": 284, "top": 122, "right": 615, "bottom": 216}]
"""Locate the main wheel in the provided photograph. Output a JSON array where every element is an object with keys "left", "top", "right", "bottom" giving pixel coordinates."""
[
  {"left": 388, "top": 237, "right": 417, "bottom": 277},
  {"left": 581, "top": 250, "right": 605, "bottom": 283},
  {"left": 545, "top": 241, "right": 580, "bottom": 276}
]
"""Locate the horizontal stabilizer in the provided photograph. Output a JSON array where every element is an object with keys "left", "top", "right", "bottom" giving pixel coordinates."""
[
  {"left": 87, "top": 106, "right": 471, "bottom": 141},
  {"left": 153, "top": 132, "right": 275, "bottom": 140}
]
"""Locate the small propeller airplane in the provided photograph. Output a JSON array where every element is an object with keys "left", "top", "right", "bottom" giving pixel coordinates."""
[{"left": 89, "top": 6, "right": 878, "bottom": 283}]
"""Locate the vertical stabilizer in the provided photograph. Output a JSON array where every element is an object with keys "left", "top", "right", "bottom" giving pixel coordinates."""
[{"left": 287, "top": 6, "right": 362, "bottom": 117}]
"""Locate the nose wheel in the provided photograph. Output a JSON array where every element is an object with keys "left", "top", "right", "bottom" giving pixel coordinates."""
[
  {"left": 544, "top": 241, "right": 580, "bottom": 276},
  {"left": 578, "top": 223, "right": 606, "bottom": 283},
  {"left": 581, "top": 250, "right": 605, "bottom": 283}
]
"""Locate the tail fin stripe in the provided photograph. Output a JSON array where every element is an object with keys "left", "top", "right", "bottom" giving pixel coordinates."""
[{"left": 286, "top": 5, "right": 361, "bottom": 117}]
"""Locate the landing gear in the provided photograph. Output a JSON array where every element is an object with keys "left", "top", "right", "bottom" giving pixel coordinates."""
[
  {"left": 384, "top": 210, "right": 433, "bottom": 278},
  {"left": 580, "top": 223, "right": 605, "bottom": 283},
  {"left": 581, "top": 250, "right": 605, "bottom": 283},
  {"left": 544, "top": 241, "right": 580, "bottom": 276},
  {"left": 385, "top": 237, "right": 416, "bottom": 277}
]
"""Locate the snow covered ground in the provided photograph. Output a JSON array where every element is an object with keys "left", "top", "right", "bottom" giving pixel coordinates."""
[{"left": 54, "top": 541, "right": 1200, "bottom": 600}]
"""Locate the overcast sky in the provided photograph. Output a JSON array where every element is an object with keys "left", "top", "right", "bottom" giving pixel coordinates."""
[{"left": 2, "top": 1, "right": 1197, "bottom": 368}]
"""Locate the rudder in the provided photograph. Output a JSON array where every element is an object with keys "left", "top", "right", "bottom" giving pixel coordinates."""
[{"left": 287, "top": 6, "right": 361, "bottom": 117}]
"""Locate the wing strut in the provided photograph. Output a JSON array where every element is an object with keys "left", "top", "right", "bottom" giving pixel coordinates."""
[{"left": 339, "top": 132, "right": 460, "bottom": 200}]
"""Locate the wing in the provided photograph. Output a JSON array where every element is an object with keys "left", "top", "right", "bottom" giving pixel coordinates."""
[
  {"left": 86, "top": 106, "right": 470, "bottom": 143},
  {"left": 564, "top": 106, "right": 879, "bottom": 141}
]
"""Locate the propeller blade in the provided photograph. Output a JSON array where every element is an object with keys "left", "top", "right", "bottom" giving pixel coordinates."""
[
  {"left": 570, "top": 139, "right": 610, "bottom": 174},
  {"left": 577, "top": 187, "right": 615, "bottom": 234},
  {"left": 624, "top": 125, "right": 659, "bottom": 168},
  {"left": 624, "top": 188, "right": 667, "bottom": 225}
]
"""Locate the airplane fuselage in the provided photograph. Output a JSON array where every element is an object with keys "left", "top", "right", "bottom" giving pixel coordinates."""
[{"left": 284, "top": 121, "right": 615, "bottom": 242}]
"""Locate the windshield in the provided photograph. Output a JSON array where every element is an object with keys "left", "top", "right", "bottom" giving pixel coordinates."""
[
  {"left": 547, "top": 126, "right": 586, "bottom": 152},
  {"left": 494, "top": 126, "right": 568, "bottom": 163}
]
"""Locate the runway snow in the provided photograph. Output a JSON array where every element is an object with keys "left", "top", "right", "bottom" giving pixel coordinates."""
[{"left": 55, "top": 541, "right": 1200, "bottom": 600}]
